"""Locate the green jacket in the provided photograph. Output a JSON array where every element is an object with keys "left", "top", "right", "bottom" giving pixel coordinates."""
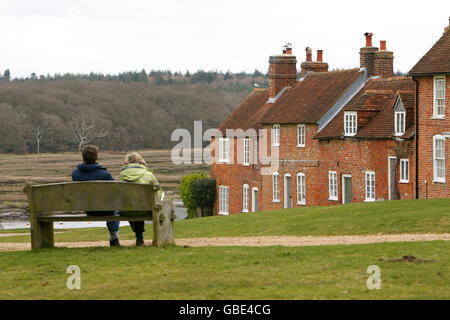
[{"left": 119, "top": 163, "right": 163, "bottom": 200}]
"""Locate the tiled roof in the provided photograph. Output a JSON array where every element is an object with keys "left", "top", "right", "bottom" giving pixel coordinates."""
[
  {"left": 218, "top": 88, "right": 270, "bottom": 134},
  {"left": 409, "top": 29, "right": 450, "bottom": 75},
  {"left": 397, "top": 91, "right": 415, "bottom": 109},
  {"left": 259, "top": 68, "right": 363, "bottom": 124},
  {"left": 315, "top": 77, "right": 415, "bottom": 139}
]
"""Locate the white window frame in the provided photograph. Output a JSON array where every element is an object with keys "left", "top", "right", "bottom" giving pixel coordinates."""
[
  {"left": 365, "top": 171, "right": 376, "bottom": 202},
  {"left": 272, "top": 172, "right": 280, "bottom": 202},
  {"left": 400, "top": 159, "right": 409, "bottom": 183},
  {"left": 272, "top": 124, "right": 280, "bottom": 146},
  {"left": 219, "top": 138, "right": 229, "bottom": 163},
  {"left": 433, "top": 135, "right": 446, "bottom": 183},
  {"left": 296, "top": 172, "right": 306, "bottom": 205},
  {"left": 344, "top": 111, "right": 357, "bottom": 136},
  {"left": 297, "top": 124, "right": 305, "bottom": 148},
  {"left": 219, "top": 186, "right": 229, "bottom": 215},
  {"left": 242, "top": 184, "right": 249, "bottom": 212},
  {"left": 433, "top": 76, "right": 446, "bottom": 119},
  {"left": 395, "top": 111, "right": 406, "bottom": 136},
  {"left": 328, "top": 171, "right": 338, "bottom": 201},
  {"left": 243, "top": 138, "right": 250, "bottom": 166}
]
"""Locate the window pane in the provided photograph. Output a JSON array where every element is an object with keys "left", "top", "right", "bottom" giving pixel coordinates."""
[
  {"left": 244, "top": 139, "right": 249, "bottom": 164},
  {"left": 435, "top": 78, "right": 446, "bottom": 116},
  {"left": 273, "top": 174, "right": 279, "bottom": 201}
]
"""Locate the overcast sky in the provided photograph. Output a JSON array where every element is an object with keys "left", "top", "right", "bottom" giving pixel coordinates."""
[{"left": 0, "top": 0, "right": 449, "bottom": 78}]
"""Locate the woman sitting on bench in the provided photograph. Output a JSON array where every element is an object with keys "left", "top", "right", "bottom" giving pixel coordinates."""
[{"left": 119, "top": 152, "right": 163, "bottom": 246}]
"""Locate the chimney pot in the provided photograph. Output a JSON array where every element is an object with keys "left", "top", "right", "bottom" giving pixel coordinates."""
[
  {"left": 380, "top": 40, "right": 386, "bottom": 51},
  {"left": 283, "top": 43, "right": 293, "bottom": 55},
  {"left": 305, "top": 47, "right": 312, "bottom": 61},
  {"left": 364, "top": 32, "right": 374, "bottom": 47},
  {"left": 317, "top": 50, "right": 323, "bottom": 62}
]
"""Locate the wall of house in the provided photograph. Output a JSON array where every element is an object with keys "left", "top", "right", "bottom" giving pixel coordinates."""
[
  {"left": 261, "top": 123, "right": 322, "bottom": 210},
  {"left": 213, "top": 121, "right": 418, "bottom": 215},
  {"left": 416, "top": 75, "right": 450, "bottom": 199},
  {"left": 318, "top": 138, "right": 416, "bottom": 203},
  {"left": 210, "top": 137, "right": 262, "bottom": 214},
  {"left": 261, "top": 121, "right": 417, "bottom": 210}
]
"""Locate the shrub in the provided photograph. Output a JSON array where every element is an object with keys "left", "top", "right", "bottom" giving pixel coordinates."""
[
  {"left": 180, "top": 173, "right": 207, "bottom": 218},
  {"left": 191, "top": 178, "right": 216, "bottom": 217}
]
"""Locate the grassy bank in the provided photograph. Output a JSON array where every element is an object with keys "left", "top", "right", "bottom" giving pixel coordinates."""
[
  {"left": 0, "top": 198, "right": 449, "bottom": 299},
  {"left": 1, "top": 198, "right": 449, "bottom": 243},
  {"left": 0, "top": 149, "right": 208, "bottom": 208}
]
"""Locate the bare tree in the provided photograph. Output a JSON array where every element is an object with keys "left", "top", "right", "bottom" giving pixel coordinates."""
[
  {"left": 36, "top": 126, "right": 47, "bottom": 154},
  {"left": 71, "top": 114, "right": 108, "bottom": 151}
]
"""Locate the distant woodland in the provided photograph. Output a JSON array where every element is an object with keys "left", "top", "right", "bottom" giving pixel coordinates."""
[{"left": 0, "top": 69, "right": 268, "bottom": 154}]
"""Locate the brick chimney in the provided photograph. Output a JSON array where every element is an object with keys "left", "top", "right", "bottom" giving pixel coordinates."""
[
  {"left": 360, "top": 32, "right": 378, "bottom": 77},
  {"left": 300, "top": 48, "right": 329, "bottom": 77},
  {"left": 373, "top": 40, "right": 394, "bottom": 78},
  {"left": 268, "top": 43, "right": 297, "bottom": 99}
]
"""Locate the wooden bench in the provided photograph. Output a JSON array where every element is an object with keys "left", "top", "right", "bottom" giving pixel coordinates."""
[{"left": 24, "top": 181, "right": 175, "bottom": 249}]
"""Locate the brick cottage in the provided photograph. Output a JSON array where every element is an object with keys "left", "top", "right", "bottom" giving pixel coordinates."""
[{"left": 210, "top": 21, "right": 450, "bottom": 215}]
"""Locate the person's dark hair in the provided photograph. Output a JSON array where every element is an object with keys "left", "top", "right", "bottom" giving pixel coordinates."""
[{"left": 82, "top": 145, "right": 99, "bottom": 164}]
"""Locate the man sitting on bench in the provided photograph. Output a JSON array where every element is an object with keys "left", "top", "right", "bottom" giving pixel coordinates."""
[{"left": 71, "top": 145, "right": 121, "bottom": 247}]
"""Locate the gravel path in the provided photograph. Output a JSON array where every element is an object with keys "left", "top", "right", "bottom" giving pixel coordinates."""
[{"left": 0, "top": 233, "right": 449, "bottom": 252}]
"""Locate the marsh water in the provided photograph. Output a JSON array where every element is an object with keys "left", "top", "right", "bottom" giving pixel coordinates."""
[{"left": 0, "top": 207, "right": 187, "bottom": 230}]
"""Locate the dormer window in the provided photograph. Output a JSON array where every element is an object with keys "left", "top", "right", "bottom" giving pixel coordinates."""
[
  {"left": 394, "top": 95, "right": 406, "bottom": 136},
  {"left": 344, "top": 112, "right": 357, "bottom": 136},
  {"left": 395, "top": 111, "right": 406, "bottom": 136}
]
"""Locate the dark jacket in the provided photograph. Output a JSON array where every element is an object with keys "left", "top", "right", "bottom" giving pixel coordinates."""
[
  {"left": 72, "top": 163, "right": 114, "bottom": 181},
  {"left": 71, "top": 163, "right": 115, "bottom": 217}
]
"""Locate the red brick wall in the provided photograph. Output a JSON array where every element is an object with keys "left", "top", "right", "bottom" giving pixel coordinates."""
[
  {"left": 212, "top": 121, "right": 417, "bottom": 214},
  {"left": 373, "top": 51, "right": 394, "bottom": 78},
  {"left": 259, "top": 124, "right": 416, "bottom": 210},
  {"left": 318, "top": 139, "right": 416, "bottom": 203},
  {"left": 210, "top": 137, "right": 262, "bottom": 214},
  {"left": 416, "top": 75, "right": 450, "bottom": 198},
  {"left": 268, "top": 55, "right": 297, "bottom": 98}
]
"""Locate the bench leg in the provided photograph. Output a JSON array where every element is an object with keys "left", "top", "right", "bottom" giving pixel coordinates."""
[
  {"left": 31, "top": 221, "right": 54, "bottom": 249},
  {"left": 152, "top": 200, "right": 175, "bottom": 247}
]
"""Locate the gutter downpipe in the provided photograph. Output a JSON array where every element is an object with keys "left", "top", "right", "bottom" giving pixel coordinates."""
[{"left": 413, "top": 76, "right": 419, "bottom": 199}]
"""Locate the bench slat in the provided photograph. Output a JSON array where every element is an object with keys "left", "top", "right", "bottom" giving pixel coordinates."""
[
  {"left": 29, "top": 181, "right": 155, "bottom": 213},
  {"left": 37, "top": 215, "right": 153, "bottom": 222}
]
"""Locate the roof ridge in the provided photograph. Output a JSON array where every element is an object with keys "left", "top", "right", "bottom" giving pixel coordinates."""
[
  {"left": 251, "top": 87, "right": 269, "bottom": 94},
  {"left": 368, "top": 76, "right": 412, "bottom": 82},
  {"left": 309, "top": 68, "right": 360, "bottom": 76}
]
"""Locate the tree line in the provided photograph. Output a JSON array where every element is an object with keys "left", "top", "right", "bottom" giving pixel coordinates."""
[
  {"left": 0, "top": 68, "right": 268, "bottom": 85},
  {"left": 0, "top": 70, "right": 268, "bottom": 154}
]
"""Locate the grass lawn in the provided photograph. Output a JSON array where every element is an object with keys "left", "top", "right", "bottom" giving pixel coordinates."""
[
  {"left": 1, "top": 198, "right": 449, "bottom": 243},
  {"left": 0, "top": 198, "right": 448, "bottom": 299},
  {"left": 0, "top": 241, "right": 448, "bottom": 299}
]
